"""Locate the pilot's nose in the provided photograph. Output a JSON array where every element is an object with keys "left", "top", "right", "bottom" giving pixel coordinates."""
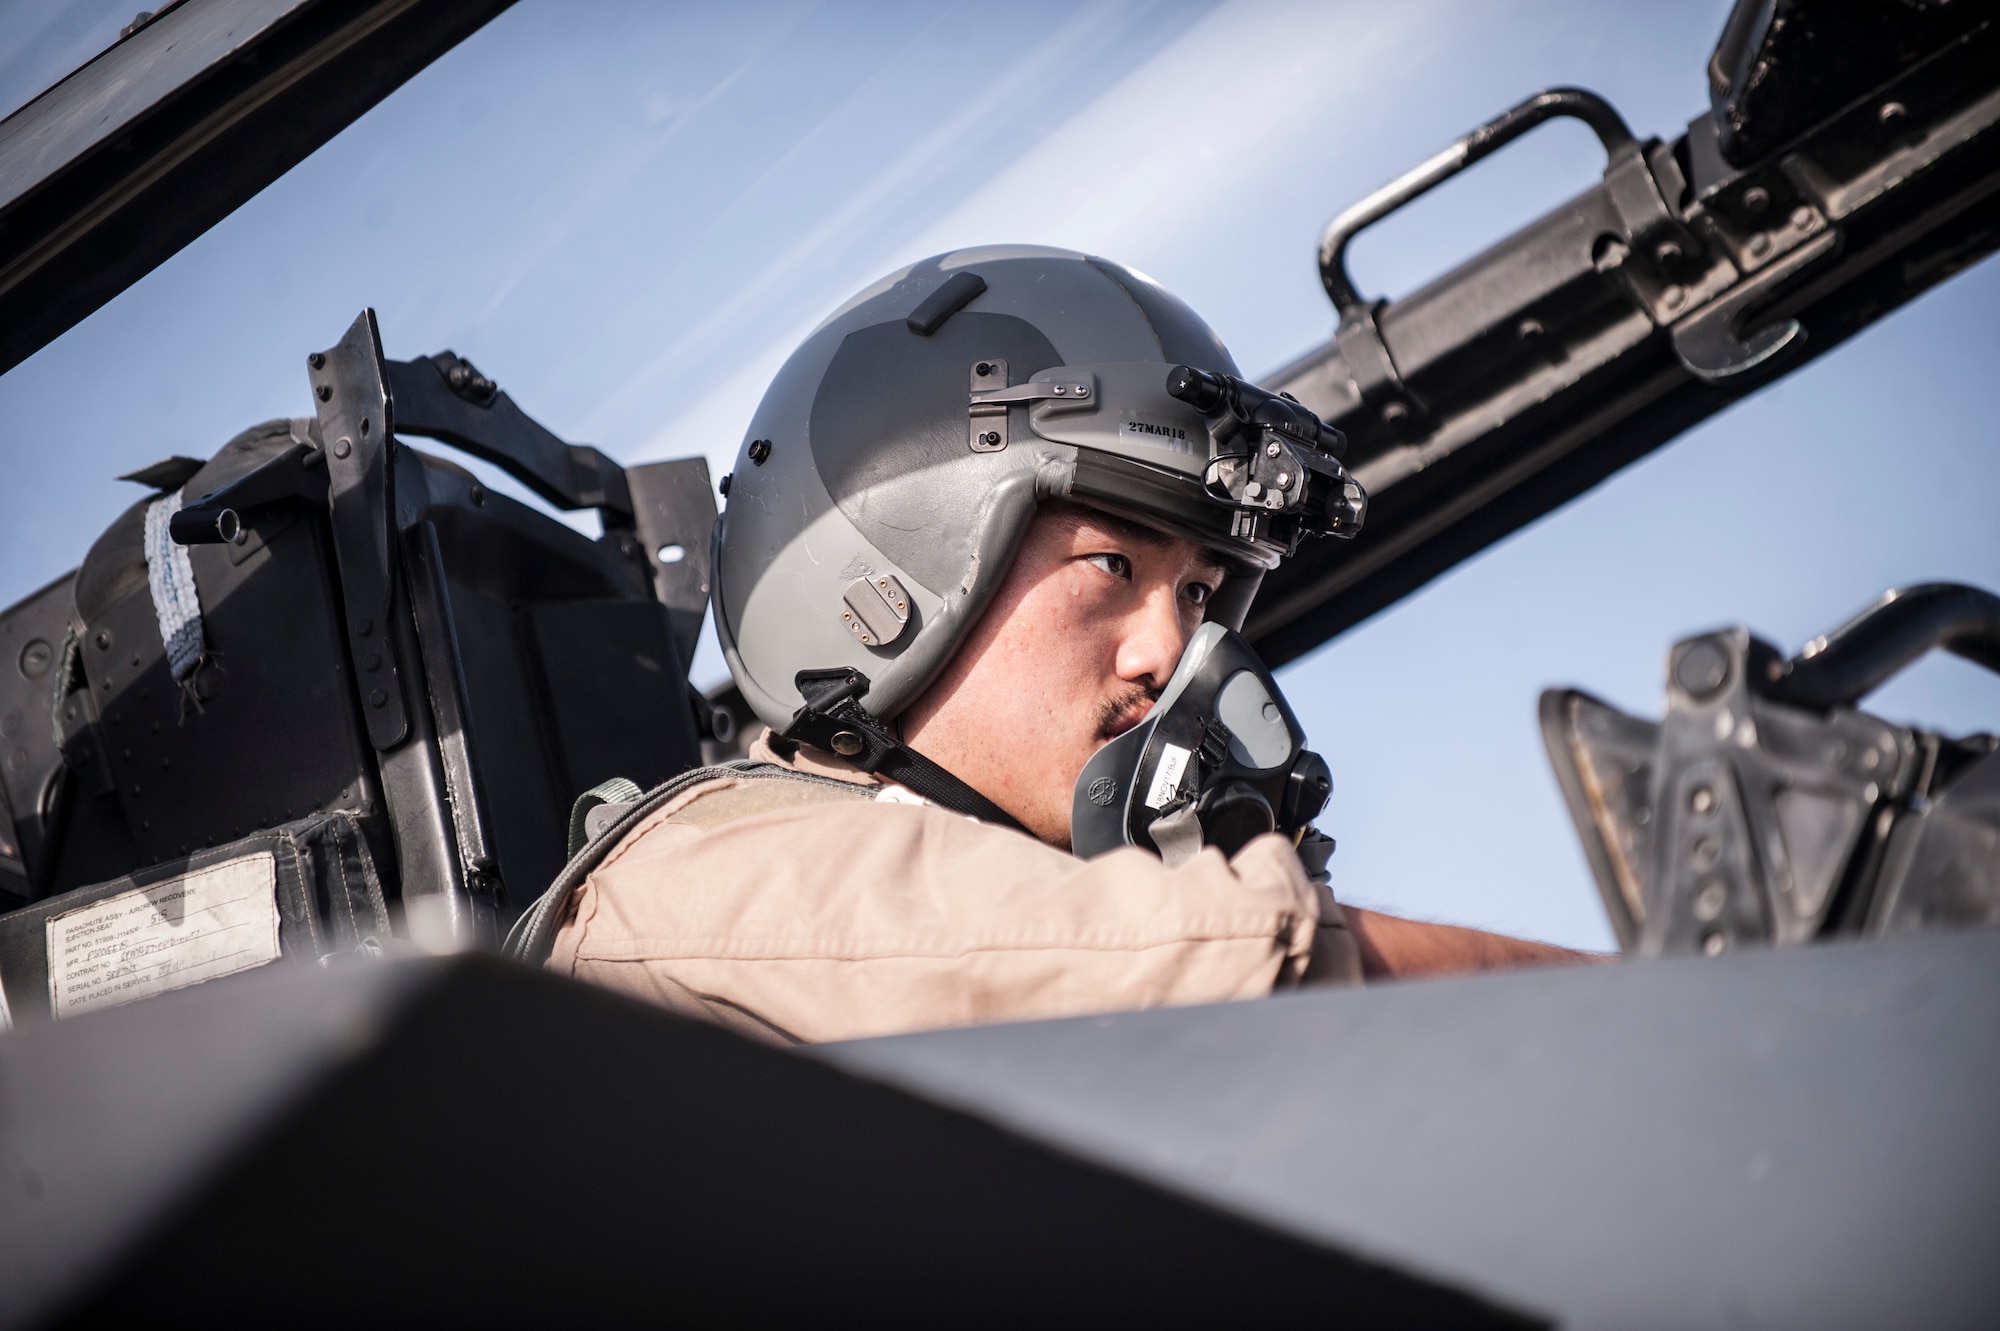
[{"left": 1115, "top": 581, "right": 1191, "bottom": 691}]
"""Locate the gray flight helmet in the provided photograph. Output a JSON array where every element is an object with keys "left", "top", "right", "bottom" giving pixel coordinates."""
[{"left": 715, "top": 245, "right": 1299, "bottom": 732}]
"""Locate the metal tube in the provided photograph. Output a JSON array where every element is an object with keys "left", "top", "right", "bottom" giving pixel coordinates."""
[
  {"left": 1317, "top": 87, "right": 1637, "bottom": 312},
  {"left": 1769, "top": 583, "right": 2000, "bottom": 709}
]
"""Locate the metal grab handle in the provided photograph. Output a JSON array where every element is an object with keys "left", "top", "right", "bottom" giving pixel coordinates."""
[
  {"left": 1318, "top": 87, "right": 1637, "bottom": 313},
  {"left": 1769, "top": 583, "right": 2000, "bottom": 710}
]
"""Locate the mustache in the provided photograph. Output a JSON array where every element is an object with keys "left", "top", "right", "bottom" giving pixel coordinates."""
[{"left": 1094, "top": 683, "right": 1162, "bottom": 742}]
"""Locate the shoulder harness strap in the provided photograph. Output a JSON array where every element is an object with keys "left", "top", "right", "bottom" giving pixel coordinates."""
[{"left": 503, "top": 761, "right": 867, "bottom": 966}]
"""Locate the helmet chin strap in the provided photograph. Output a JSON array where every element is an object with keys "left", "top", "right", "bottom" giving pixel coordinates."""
[{"left": 780, "top": 668, "right": 1028, "bottom": 834}]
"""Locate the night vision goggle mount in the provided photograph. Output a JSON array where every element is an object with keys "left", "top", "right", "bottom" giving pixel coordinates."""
[{"left": 1166, "top": 365, "right": 1368, "bottom": 546}]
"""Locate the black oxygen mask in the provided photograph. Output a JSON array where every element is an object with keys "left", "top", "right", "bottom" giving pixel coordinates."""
[{"left": 1070, "top": 622, "right": 1335, "bottom": 875}]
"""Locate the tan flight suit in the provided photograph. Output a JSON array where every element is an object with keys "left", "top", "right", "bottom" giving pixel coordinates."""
[{"left": 546, "top": 733, "right": 1362, "bottom": 1044}]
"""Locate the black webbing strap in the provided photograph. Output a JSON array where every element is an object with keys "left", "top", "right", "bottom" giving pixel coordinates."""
[{"left": 780, "top": 668, "right": 1028, "bottom": 834}]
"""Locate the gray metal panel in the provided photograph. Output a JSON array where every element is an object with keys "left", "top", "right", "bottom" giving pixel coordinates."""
[
  {"left": 0, "top": 957, "right": 1528, "bottom": 1325},
  {"left": 822, "top": 929, "right": 2000, "bottom": 1329},
  {"left": 0, "top": 0, "right": 302, "bottom": 207},
  {"left": 0, "top": 0, "right": 515, "bottom": 374}
]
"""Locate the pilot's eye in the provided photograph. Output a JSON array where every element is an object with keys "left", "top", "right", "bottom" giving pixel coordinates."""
[
  {"left": 1084, "top": 553, "right": 1131, "bottom": 579},
  {"left": 1184, "top": 581, "right": 1213, "bottom": 607}
]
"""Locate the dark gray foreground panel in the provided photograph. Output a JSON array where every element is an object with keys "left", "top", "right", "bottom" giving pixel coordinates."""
[
  {"left": 0, "top": 956, "right": 1524, "bottom": 1327},
  {"left": 824, "top": 930, "right": 2000, "bottom": 1329}
]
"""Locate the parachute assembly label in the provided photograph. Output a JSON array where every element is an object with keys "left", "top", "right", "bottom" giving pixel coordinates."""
[{"left": 46, "top": 854, "right": 280, "bottom": 1018}]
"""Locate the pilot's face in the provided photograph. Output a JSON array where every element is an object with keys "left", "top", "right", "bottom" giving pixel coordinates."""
[{"left": 899, "top": 501, "right": 1226, "bottom": 847}]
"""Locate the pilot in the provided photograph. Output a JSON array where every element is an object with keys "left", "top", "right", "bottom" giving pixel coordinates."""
[{"left": 532, "top": 247, "right": 1593, "bottom": 1043}]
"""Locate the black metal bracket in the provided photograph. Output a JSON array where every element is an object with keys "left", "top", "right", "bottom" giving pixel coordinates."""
[
  {"left": 308, "top": 310, "right": 410, "bottom": 752},
  {"left": 1669, "top": 229, "right": 1839, "bottom": 381},
  {"left": 385, "top": 353, "right": 632, "bottom": 521},
  {"left": 624, "top": 458, "right": 717, "bottom": 670},
  {"left": 1316, "top": 88, "right": 1705, "bottom": 431},
  {"left": 402, "top": 521, "right": 501, "bottom": 904},
  {"left": 168, "top": 442, "right": 329, "bottom": 546}
]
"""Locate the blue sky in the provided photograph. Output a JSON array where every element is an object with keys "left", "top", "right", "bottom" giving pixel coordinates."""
[{"left": 2, "top": 0, "right": 1994, "bottom": 949}]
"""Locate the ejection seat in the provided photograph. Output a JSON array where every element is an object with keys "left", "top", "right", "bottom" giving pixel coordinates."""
[{"left": 0, "top": 310, "right": 725, "bottom": 1021}]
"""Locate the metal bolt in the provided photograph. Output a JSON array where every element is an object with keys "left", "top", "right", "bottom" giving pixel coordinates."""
[
  {"left": 359, "top": 415, "right": 370, "bottom": 437},
  {"left": 1694, "top": 881, "right": 1727, "bottom": 922},
  {"left": 1791, "top": 206, "right": 1813, "bottom": 230},
  {"left": 1662, "top": 285, "right": 1685, "bottom": 310},
  {"left": 975, "top": 362, "right": 993, "bottom": 376},
  {"left": 309, "top": 353, "right": 326, "bottom": 370},
  {"left": 1748, "top": 233, "right": 1770, "bottom": 258},
  {"left": 719, "top": 473, "right": 733, "bottom": 496},
  {"left": 980, "top": 431, "right": 1000, "bottom": 446},
  {"left": 332, "top": 437, "right": 352, "bottom": 459},
  {"left": 369, "top": 689, "right": 388, "bottom": 709},
  {"left": 1655, "top": 240, "right": 1682, "bottom": 265},
  {"left": 1074, "top": 384, "right": 1088, "bottom": 397},
  {"left": 748, "top": 438, "right": 772, "bottom": 465},
  {"left": 1701, "top": 931, "right": 1728, "bottom": 957},
  {"left": 469, "top": 484, "right": 485, "bottom": 506},
  {"left": 1517, "top": 318, "right": 1545, "bottom": 341},
  {"left": 1244, "top": 481, "right": 1263, "bottom": 500},
  {"left": 317, "top": 384, "right": 332, "bottom": 402},
  {"left": 1691, "top": 785, "right": 1716, "bottom": 815},
  {"left": 1877, "top": 101, "right": 1906, "bottom": 128},
  {"left": 1693, "top": 837, "right": 1720, "bottom": 870},
  {"left": 830, "top": 730, "right": 864, "bottom": 757},
  {"left": 1276, "top": 472, "right": 1291, "bottom": 488},
  {"left": 1674, "top": 639, "right": 1729, "bottom": 698},
  {"left": 1380, "top": 402, "right": 1409, "bottom": 426},
  {"left": 18, "top": 640, "right": 52, "bottom": 679},
  {"left": 1265, "top": 440, "right": 1282, "bottom": 457},
  {"left": 355, "top": 618, "right": 373, "bottom": 637},
  {"left": 1741, "top": 186, "right": 1769, "bottom": 214},
  {"left": 363, "top": 653, "right": 381, "bottom": 672},
  {"left": 94, "top": 629, "right": 112, "bottom": 650}
]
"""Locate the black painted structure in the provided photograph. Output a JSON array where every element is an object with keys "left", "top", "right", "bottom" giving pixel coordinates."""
[{"left": 0, "top": 957, "right": 1530, "bottom": 1326}]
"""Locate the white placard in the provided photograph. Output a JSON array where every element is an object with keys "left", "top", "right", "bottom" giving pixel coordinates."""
[
  {"left": 46, "top": 853, "right": 281, "bottom": 1019},
  {"left": 1145, "top": 743, "right": 1193, "bottom": 810}
]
